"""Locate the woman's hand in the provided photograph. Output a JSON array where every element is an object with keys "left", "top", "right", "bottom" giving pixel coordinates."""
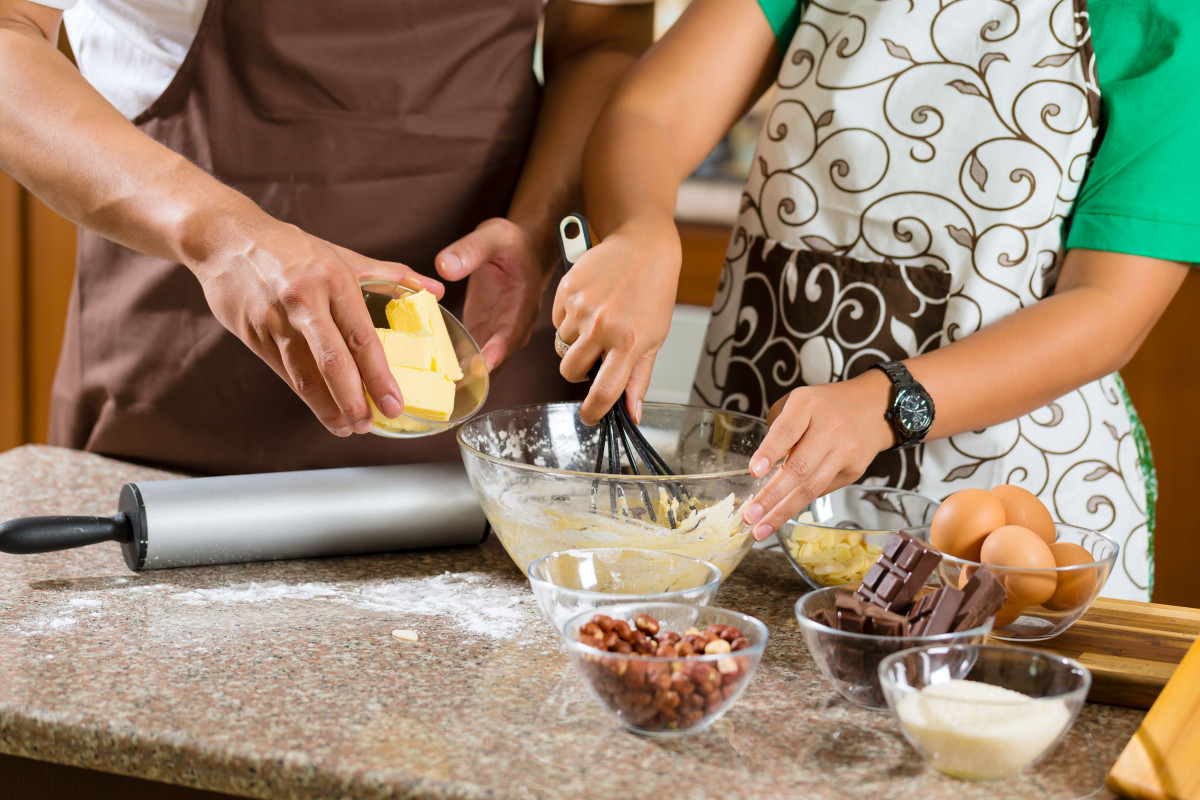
[
  {"left": 194, "top": 218, "right": 444, "bottom": 437},
  {"left": 551, "top": 223, "right": 681, "bottom": 425},
  {"left": 741, "top": 372, "right": 895, "bottom": 540}
]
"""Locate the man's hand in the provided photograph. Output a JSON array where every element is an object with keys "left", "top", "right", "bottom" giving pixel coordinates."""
[
  {"left": 195, "top": 218, "right": 444, "bottom": 437},
  {"left": 436, "top": 218, "right": 545, "bottom": 373}
]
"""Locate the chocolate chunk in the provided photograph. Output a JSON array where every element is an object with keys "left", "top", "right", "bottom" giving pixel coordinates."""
[
  {"left": 855, "top": 531, "right": 941, "bottom": 613},
  {"left": 833, "top": 591, "right": 910, "bottom": 636},
  {"left": 908, "top": 585, "right": 964, "bottom": 636},
  {"left": 810, "top": 608, "right": 837, "bottom": 628},
  {"left": 954, "top": 565, "right": 1007, "bottom": 631}
]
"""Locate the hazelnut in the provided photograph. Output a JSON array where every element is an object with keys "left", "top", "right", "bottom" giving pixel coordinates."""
[
  {"left": 634, "top": 614, "right": 660, "bottom": 636},
  {"left": 704, "top": 638, "right": 732, "bottom": 655}
]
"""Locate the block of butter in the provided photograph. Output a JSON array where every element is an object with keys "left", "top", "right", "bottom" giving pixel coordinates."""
[
  {"left": 385, "top": 289, "right": 463, "bottom": 381},
  {"left": 370, "top": 289, "right": 460, "bottom": 428}
]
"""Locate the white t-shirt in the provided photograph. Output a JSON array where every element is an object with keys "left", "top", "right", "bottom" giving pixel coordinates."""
[{"left": 34, "top": 0, "right": 651, "bottom": 119}]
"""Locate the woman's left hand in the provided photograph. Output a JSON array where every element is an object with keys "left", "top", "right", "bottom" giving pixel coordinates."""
[{"left": 741, "top": 373, "right": 896, "bottom": 541}]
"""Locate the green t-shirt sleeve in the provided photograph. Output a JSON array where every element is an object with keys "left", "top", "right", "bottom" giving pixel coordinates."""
[
  {"left": 1067, "top": 4, "right": 1200, "bottom": 264},
  {"left": 755, "top": 0, "right": 802, "bottom": 54}
]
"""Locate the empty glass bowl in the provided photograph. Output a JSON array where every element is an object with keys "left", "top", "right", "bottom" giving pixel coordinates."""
[
  {"left": 457, "top": 402, "right": 777, "bottom": 578},
  {"left": 527, "top": 548, "right": 722, "bottom": 631},
  {"left": 795, "top": 586, "right": 993, "bottom": 710},
  {"left": 360, "top": 279, "right": 489, "bottom": 437},
  {"left": 934, "top": 523, "right": 1118, "bottom": 642},
  {"left": 776, "top": 485, "right": 941, "bottom": 590},
  {"left": 879, "top": 644, "right": 1090, "bottom": 780},
  {"left": 563, "top": 601, "right": 767, "bottom": 736}
]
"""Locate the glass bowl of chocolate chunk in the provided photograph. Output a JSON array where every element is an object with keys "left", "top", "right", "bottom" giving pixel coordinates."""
[{"left": 795, "top": 531, "right": 1006, "bottom": 709}]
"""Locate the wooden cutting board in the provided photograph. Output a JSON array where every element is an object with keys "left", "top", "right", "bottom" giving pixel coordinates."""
[
  {"left": 1106, "top": 633, "right": 1200, "bottom": 799},
  {"left": 995, "top": 598, "right": 1200, "bottom": 709}
]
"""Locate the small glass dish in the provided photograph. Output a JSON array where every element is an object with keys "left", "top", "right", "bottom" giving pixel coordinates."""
[
  {"left": 360, "top": 279, "right": 489, "bottom": 437},
  {"left": 776, "top": 484, "right": 941, "bottom": 590},
  {"left": 934, "top": 523, "right": 1118, "bottom": 642},
  {"left": 563, "top": 601, "right": 767, "bottom": 737},
  {"left": 878, "top": 643, "right": 1090, "bottom": 780},
  {"left": 795, "top": 586, "right": 993, "bottom": 710},
  {"left": 527, "top": 548, "right": 722, "bottom": 632}
]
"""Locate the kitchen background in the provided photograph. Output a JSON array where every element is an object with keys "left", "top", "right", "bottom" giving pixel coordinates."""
[{"left": 1, "top": 0, "right": 1196, "bottom": 606}]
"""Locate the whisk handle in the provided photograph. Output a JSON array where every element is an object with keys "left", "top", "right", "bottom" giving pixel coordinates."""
[{"left": 558, "top": 213, "right": 593, "bottom": 271}]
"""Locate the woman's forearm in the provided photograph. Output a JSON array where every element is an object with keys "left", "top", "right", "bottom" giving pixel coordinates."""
[
  {"left": 503, "top": 1, "right": 653, "bottom": 270},
  {"left": 905, "top": 248, "right": 1188, "bottom": 441}
]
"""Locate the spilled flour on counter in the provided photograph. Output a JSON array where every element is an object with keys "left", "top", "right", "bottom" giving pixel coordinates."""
[{"left": 168, "top": 572, "right": 537, "bottom": 640}]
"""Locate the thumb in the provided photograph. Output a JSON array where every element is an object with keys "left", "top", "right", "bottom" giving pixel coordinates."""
[
  {"left": 335, "top": 244, "right": 445, "bottom": 299},
  {"left": 436, "top": 220, "right": 508, "bottom": 281}
]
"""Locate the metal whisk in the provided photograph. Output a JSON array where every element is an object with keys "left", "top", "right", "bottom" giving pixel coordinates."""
[{"left": 558, "top": 214, "right": 697, "bottom": 528}]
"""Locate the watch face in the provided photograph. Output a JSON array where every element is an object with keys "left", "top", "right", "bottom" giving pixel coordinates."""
[{"left": 895, "top": 388, "right": 934, "bottom": 434}]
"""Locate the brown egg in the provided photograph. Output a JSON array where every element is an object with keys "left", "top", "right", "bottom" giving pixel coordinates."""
[
  {"left": 993, "top": 597, "right": 1025, "bottom": 627},
  {"left": 1043, "top": 541, "right": 1099, "bottom": 611},
  {"left": 980, "top": 525, "right": 1058, "bottom": 606},
  {"left": 956, "top": 564, "right": 977, "bottom": 590},
  {"left": 930, "top": 488, "right": 1006, "bottom": 561},
  {"left": 989, "top": 484, "right": 1055, "bottom": 545}
]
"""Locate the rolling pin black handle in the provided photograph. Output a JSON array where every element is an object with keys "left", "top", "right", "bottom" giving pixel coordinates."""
[{"left": 0, "top": 513, "right": 133, "bottom": 554}]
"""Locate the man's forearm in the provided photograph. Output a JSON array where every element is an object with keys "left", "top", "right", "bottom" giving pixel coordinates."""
[
  {"left": 504, "top": 2, "right": 654, "bottom": 274},
  {"left": 0, "top": 3, "right": 270, "bottom": 274}
]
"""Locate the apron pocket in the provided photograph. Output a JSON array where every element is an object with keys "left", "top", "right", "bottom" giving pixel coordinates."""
[{"left": 726, "top": 234, "right": 952, "bottom": 489}]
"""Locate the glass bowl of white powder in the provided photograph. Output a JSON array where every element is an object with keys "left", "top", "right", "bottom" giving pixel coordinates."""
[
  {"left": 457, "top": 402, "right": 777, "bottom": 580},
  {"left": 528, "top": 548, "right": 722, "bottom": 632},
  {"left": 878, "top": 643, "right": 1090, "bottom": 780}
]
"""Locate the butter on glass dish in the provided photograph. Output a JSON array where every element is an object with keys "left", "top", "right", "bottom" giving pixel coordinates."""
[{"left": 359, "top": 279, "right": 488, "bottom": 437}]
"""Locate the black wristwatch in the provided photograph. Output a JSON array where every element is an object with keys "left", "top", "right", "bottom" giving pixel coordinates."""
[{"left": 870, "top": 361, "right": 935, "bottom": 450}]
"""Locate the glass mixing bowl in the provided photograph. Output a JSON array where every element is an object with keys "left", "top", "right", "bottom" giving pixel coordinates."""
[{"left": 456, "top": 402, "right": 775, "bottom": 579}]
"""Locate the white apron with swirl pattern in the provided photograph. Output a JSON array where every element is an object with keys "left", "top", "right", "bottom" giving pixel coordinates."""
[{"left": 693, "top": 0, "right": 1154, "bottom": 601}]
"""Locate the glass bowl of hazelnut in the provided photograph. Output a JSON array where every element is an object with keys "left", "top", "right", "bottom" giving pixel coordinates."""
[{"left": 562, "top": 601, "right": 767, "bottom": 737}]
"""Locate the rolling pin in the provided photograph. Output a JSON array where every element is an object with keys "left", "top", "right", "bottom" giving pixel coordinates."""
[{"left": 0, "top": 463, "right": 488, "bottom": 571}]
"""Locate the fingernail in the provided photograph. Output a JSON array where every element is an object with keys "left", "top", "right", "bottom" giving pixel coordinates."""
[
  {"left": 353, "top": 418, "right": 374, "bottom": 434},
  {"left": 332, "top": 425, "right": 352, "bottom": 437},
  {"left": 381, "top": 394, "right": 403, "bottom": 418},
  {"left": 751, "top": 456, "right": 771, "bottom": 477},
  {"left": 753, "top": 523, "right": 773, "bottom": 542},
  {"left": 743, "top": 503, "right": 763, "bottom": 524},
  {"left": 440, "top": 253, "right": 463, "bottom": 277},
  {"left": 633, "top": 399, "right": 643, "bottom": 425}
]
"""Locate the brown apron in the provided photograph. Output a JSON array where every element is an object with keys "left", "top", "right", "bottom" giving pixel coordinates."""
[{"left": 50, "top": 0, "right": 579, "bottom": 475}]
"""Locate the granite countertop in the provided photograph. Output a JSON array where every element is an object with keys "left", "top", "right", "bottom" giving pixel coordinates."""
[{"left": 0, "top": 445, "right": 1143, "bottom": 800}]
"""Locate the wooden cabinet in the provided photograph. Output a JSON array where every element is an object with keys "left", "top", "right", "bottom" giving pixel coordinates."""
[{"left": 0, "top": 172, "right": 74, "bottom": 452}]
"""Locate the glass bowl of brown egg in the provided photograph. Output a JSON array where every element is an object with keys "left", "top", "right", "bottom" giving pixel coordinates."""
[{"left": 927, "top": 486, "right": 1119, "bottom": 642}]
